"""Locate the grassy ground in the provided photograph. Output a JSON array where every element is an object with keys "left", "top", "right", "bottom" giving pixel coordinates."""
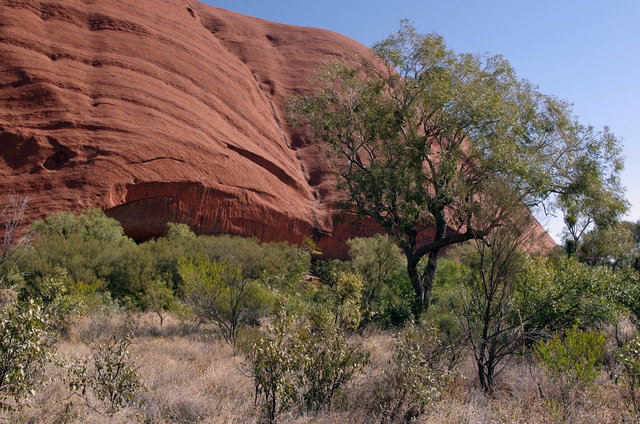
[{"left": 8, "top": 312, "right": 636, "bottom": 424}]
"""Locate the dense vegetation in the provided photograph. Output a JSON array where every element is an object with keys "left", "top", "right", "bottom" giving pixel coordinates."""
[
  {"left": 0, "top": 23, "right": 637, "bottom": 424},
  {"left": 0, "top": 205, "right": 638, "bottom": 423},
  {"left": 289, "top": 22, "right": 626, "bottom": 315}
]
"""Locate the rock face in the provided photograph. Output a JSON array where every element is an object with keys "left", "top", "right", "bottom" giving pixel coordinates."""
[{"left": 0, "top": 0, "right": 556, "bottom": 255}]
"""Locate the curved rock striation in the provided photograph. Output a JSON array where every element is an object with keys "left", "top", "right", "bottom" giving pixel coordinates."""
[{"left": 0, "top": 0, "right": 556, "bottom": 255}]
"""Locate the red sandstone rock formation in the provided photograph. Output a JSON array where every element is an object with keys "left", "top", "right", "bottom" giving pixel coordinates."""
[{"left": 0, "top": 0, "right": 555, "bottom": 255}]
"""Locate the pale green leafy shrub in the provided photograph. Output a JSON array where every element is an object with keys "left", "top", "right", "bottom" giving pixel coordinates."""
[
  {"left": 519, "top": 257, "right": 618, "bottom": 333},
  {"left": 19, "top": 267, "right": 77, "bottom": 332},
  {"left": 164, "top": 222, "right": 196, "bottom": 240},
  {"left": 296, "top": 325, "right": 369, "bottom": 413},
  {"left": 179, "top": 256, "right": 274, "bottom": 350},
  {"left": 534, "top": 326, "right": 606, "bottom": 421},
  {"left": 0, "top": 300, "right": 54, "bottom": 412},
  {"left": 376, "top": 324, "right": 451, "bottom": 423},
  {"left": 66, "top": 329, "right": 143, "bottom": 415},
  {"left": 615, "top": 334, "right": 640, "bottom": 415},
  {"left": 250, "top": 311, "right": 369, "bottom": 423},
  {"left": 308, "top": 272, "right": 364, "bottom": 331},
  {"left": 250, "top": 313, "right": 303, "bottom": 423}
]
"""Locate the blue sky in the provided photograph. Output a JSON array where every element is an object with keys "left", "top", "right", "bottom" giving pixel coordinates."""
[{"left": 206, "top": 0, "right": 640, "bottom": 241}]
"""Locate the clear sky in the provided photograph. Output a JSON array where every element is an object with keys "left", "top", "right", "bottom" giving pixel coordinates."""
[{"left": 205, "top": 0, "right": 640, "bottom": 241}]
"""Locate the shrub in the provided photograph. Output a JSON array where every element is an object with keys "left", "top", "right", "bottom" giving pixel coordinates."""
[
  {"left": 376, "top": 324, "right": 451, "bottom": 423},
  {"left": 164, "top": 222, "right": 196, "bottom": 240},
  {"left": 296, "top": 325, "right": 369, "bottom": 413},
  {"left": 308, "top": 271, "right": 364, "bottom": 330},
  {"left": 375, "top": 271, "right": 415, "bottom": 327},
  {"left": 0, "top": 196, "right": 30, "bottom": 285},
  {"left": 250, "top": 311, "right": 369, "bottom": 423},
  {"left": 519, "top": 257, "right": 619, "bottom": 334},
  {"left": 138, "top": 279, "right": 176, "bottom": 327},
  {"left": 31, "top": 208, "right": 126, "bottom": 242},
  {"left": 148, "top": 233, "right": 310, "bottom": 296},
  {"left": 347, "top": 235, "right": 405, "bottom": 321},
  {"left": 66, "top": 328, "right": 144, "bottom": 415},
  {"left": 18, "top": 267, "right": 77, "bottom": 330},
  {"left": 192, "top": 235, "right": 309, "bottom": 290},
  {"left": 250, "top": 312, "right": 302, "bottom": 423},
  {"left": 311, "top": 259, "right": 352, "bottom": 287},
  {"left": 615, "top": 334, "right": 640, "bottom": 415},
  {"left": 19, "top": 209, "right": 169, "bottom": 309},
  {"left": 179, "top": 256, "right": 274, "bottom": 350},
  {"left": 66, "top": 280, "right": 118, "bottom": 314},
  {"left": 429, "top": 257, "right": 469, "bottom": 369},
  {"left": 324, "top": 272, "right": 364, "bottom": 330},
  {"left": 610, "top": 271, "right": 640, "bottom": 325},
  {"left": 18, "top": 210, "right": 310, "bottom": 310},
  {"left": 534, "top": 326, "right": 606, "bottom": 421},
  {"left": 0, "top": 300, "right": 54, "bottom": 412}
]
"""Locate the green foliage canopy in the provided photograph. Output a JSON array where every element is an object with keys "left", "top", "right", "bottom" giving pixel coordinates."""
[
  {"left": 179, "top": 256, "right": 274, "bottom": 349},
  {"left": 289, "top": 21, "right": 625, "bottom": 313}
]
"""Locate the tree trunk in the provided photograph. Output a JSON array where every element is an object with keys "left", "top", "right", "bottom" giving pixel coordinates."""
[
  {"left": 421, "top": 248, "right": 440, "bottom": 309},
  {"left": 406, "top": 209, "right": 447, "bottom": 317},
  {"left": 477, "top": 358, "right": 488, "bottom": 391},
  {"left": 407, "top": 256, "right": 425, "bottom": 317},
  {"left": 406, "top": 248, "right": 441, "bottom": 318}
]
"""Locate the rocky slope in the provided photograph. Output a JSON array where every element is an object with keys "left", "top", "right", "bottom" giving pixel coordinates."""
[{"left": 0, "top": 0, "right": 555, "bottom": 255}]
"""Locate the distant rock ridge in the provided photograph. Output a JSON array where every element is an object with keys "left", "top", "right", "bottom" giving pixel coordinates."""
[{"left": 0, "top": 0, "right": 556, "bottom": 256}]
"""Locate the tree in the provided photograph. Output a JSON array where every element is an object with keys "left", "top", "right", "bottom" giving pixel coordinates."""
[
  {"left": 559, "top": 150, "right": 627, "bottom": 257},
  {"left": 578, "top": 220, "right": 640, "bottom": 270},
  {"left": 138, "top": 279, "right": 176, "bottom": 327},
  {"left": 289, "top": 21, "right": 625, "bottom": 314},
  {"left": 457, "top": 224, "right": 530, "bottom": 392},
  {"left": 347, "top": 235, "right": 405, "bottom": 322},
  {"left": 178, "top": 256, "right": 273, "bottom": 350},
  {"left": 31, "top": 208, "right": 127, "bottom": 242},
  {"left": 0, "top": 196, "right": 29, "bottom": 285}
]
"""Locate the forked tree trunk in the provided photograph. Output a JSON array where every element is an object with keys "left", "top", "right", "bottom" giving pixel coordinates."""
[
  {"left": 404, "top": 209, "right": 488, "bottom": 318},
  {"left": 406, "top": 211, "right": 447, "bottom": 317},
  {"left": 406, "top": 248, "right": 441, "bottom": 317}
]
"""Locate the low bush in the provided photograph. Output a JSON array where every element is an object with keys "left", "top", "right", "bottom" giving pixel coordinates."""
[
  {"left": 250, "top": 312, "right": 301, "bottom": 423},
  {"left": 0, "top": 300, "right": 54, "bottom": 412},
  {"left": 15, "top": 211, "right": 309, "bottom": 313},
  {"left": 520, "top": 257, "right": 620, "bottom": 334},
  {"left": 534, "top": 326, "right": 606, "bottom": 421},
  {"left": 310, "top": 271, "right": 365, "bottom": 330},
  {"left": 376, "top": 323, "right": 451, "bottom": 423},
  {"left": 615, "top": 334, "right": 640, "bottom": 415},
  {"left": 348, "top": 235, "right": 409, "bottom": 324},
  {"left": 314, "top": 236, "right": 414, "bottom": 327},
  {"left": 66, "top": 328, "right": 144, "bottom": 415},
  {"left": 179, "top": 256, "right": 274, "bottom": 350},
  {"left": 250, "top": 311, "right": 369, "bottom": 423}
]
